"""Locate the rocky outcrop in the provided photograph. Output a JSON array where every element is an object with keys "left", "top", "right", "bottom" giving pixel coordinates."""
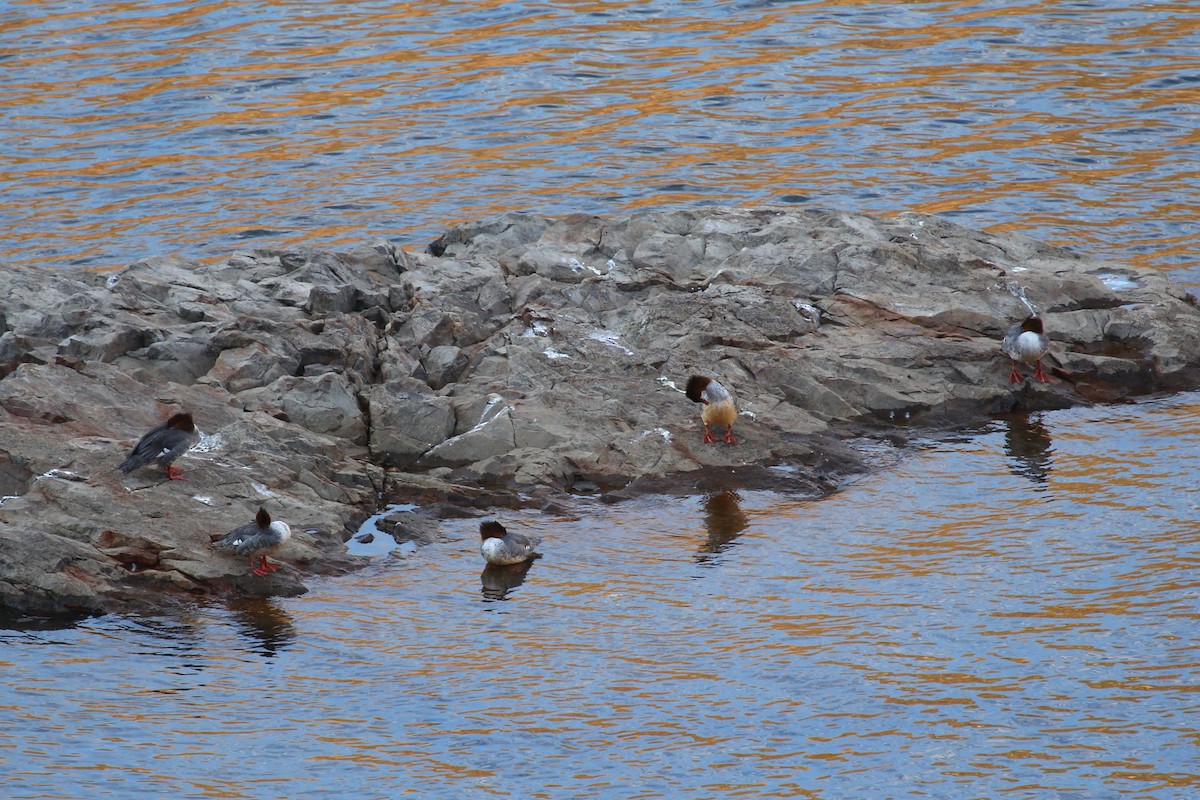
[{"left": 2, "top": 206, "right": 1199, "bottom": 616}]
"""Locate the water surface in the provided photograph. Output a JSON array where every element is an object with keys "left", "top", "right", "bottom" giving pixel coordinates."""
[
  {"left": 1, "top": 0, "right": 1197, "bottom": 278},
  {"left": 3, "top": 4, "right": 1199, "bottom": 796}
]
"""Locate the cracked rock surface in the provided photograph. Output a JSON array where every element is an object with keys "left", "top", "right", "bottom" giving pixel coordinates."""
[{"left": 3, "top": 206, "right": 1200, "bottom": 616}]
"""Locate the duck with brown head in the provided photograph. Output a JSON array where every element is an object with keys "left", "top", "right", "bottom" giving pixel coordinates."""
[
  {"left": 118, "top": 412, "right": 201, "bottom": 480},
  {"left": 1001, "top": 317, "right": 1050, "bottom": 383},
  {"left": 213, "top": 507, "right": 293, "bottom": 576},
  {"left": 685, "top": 375, "right": 738, "bottom": 444},
  {"left": 479, "top": 520, "right": 542, "bottom": 566}
]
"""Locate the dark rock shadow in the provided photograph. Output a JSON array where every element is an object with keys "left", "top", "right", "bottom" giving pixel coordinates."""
[{"left": 0, "top": 607, "right": 97, "bottom": 631}]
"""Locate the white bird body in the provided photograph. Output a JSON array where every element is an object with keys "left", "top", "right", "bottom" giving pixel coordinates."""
[
  {"left": 479, "top": 521, "right": 541, "bottom": 566},
  {"left": 214, "top": 508, "right": 292, "bottom": 576},
  {"left": 1001, "top": 317, "right": 1050, "bottom": 383}
]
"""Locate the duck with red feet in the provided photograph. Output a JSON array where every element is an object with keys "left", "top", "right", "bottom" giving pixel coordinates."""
[
  {"left": 214, "top": 507, "right": 293, "bottom": 577},
  {"left": 1002, "top": 316, "right": 1050, "bottom": 384},
  {"left": 118, "top": 412, "right": 201, "bottom": 481},
  {"left": 685, "top": 374, "right": 739, "bottom": 444}
]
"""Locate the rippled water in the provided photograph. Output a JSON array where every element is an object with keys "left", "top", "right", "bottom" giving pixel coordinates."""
[
  {"left": 4, "top": 3, "right": 1199, "bottom": 795},
  {"left": 4, "top": 393, "right": 1199, "bottom": 798},
  {"left": 2, "top": 0, "right": 1198, "bottom": 279}
]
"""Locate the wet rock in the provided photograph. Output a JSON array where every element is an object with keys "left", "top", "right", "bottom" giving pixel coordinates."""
[
  {"left": 373, "top": 507, "right": 441, "bottom": 545},
  {"left": 3, "top": 205, "right": 1200, "bottom": 616}
]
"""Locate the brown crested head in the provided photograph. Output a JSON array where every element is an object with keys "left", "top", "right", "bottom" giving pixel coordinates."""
[
  {"left": 479, "top": 520, "right": 508, "bottom": 540},
  {"left": 685, "top": 375, "right": 711, "bottom": 403},
  {"left": 255, "top": 507, "right": 272, "bottom": 529},
  {"left": 1021, "top": 316, "right": 1044, "bottom": 334},
  {"left": 167, "top": 412, "right": 196, "bottom": 432}
]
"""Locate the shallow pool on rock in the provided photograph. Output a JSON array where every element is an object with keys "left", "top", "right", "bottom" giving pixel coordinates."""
[{"left": 4, "top": 392, "right": 1199, "bottom": 798}]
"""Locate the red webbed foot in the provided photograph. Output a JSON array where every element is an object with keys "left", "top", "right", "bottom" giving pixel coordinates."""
[
  {"left": 250, "top": 556, "right": 278, "bottom": 576},
  {"left": 166, "top": 465, "right": 185, "bottom": 480},
  {"left": 1008, "top": 365, "right": 1023, "bottom": 384},
  {"left": 1033, "top": 361, "right": 1048, "bottom": 382}
]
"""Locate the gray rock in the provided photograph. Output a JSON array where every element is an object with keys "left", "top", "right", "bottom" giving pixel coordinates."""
[
  {"left": 239, "top": 372, "right": 367, "bottom": 443},
  {"left": 118, "top": 338, "right": 219, "bottom": 385},
  {"left": 58, "top": 328, "right": 150, "bottom": 363},
  {"left": 364, "top": 380, "right": 455, "bottom": 466},
  {"left": 3, "top": 205, "right": 1200, "bottom": 615},
  {"left": 423, "top": 345, "right": 469, "bottom": 390},
  {"left": 199, "top": 342, "right": 297, "bottom": 393},
  {"left": 306, "top": 284, "right": 357, "bottom": 317},
  {"left": 420, "top": 394, "right": 517, "bottom": 467}
]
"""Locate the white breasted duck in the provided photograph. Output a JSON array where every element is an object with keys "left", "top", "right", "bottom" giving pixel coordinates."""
[
  {"left": 1002, "top": 316, "right": 1050, "bottom": 383},
  {"left": 214, "top": 507, "right": 292, "bottom": 576},
  {"left": 479, "top": 520, "right": 541, "bottom": 566},
  {"left": 118, "top": 412, "right": 201, "bottom": 480},
  {"left": 685, "top": 374, "right": 738, "bottom": 444}
]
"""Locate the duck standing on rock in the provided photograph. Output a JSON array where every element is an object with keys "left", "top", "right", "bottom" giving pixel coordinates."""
[
  {"left": 685, "top": 374, "right": 738, "bottom": 444},
  {"left": 479, "top": 521, "right": 541, "bottom": 566},
  {"left": 213, "top": 507, "right": 292, "bottom": 576},
  {"left": 1002, "top": 316, "right": 1050, "bottom": 383},
  {"left": 118, "top": 412, "right": 201, "bottom": 480}
]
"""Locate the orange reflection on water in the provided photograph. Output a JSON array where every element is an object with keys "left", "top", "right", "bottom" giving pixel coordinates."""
[{"left": 1, "top": 0, "right": 1198, "bottom": 270}]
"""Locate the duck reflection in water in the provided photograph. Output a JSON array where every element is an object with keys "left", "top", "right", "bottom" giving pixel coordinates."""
[
  {"left": 1001, "top": 411, "right": 1054, "bottom": 486},
  {"left": 697, "top": 490, "right": 748, "bottom": 564},
  {"left": 480, "top": 560, "right": 536, "bottom": 601},
  {"left": 227, "top": 597, "right": 296, "bottom": 657}
]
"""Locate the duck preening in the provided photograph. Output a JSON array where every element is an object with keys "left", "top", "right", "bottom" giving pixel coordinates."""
[
  {"left": 685, "top": 374, "right": 738, "bottom": 444},
  {"left": 479, "top": 520, "right": 541, "bottom": 566},
  {"left": 213, "top": 507, "right": 293, "bottom": 577},
  {"left": 118, "top": 412, "right": 200, "bottom": 480},
  {"left": 1001, "top": 316, "right": 1050, "bottom": 383}
]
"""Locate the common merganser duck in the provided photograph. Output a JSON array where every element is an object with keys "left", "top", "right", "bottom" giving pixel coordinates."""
[
  {"left": 1001, "top": 316, "right": 1050, "bottom": 383},
  {"left": 118, "top": 412, "right": 200, "bottom": 480},
  {"left": 685, "top": 374, "right": 738, "bottom": 444},
  {"left": 479, "top": 520, "right": 541, "bottom": 566},
  {"left": 214, "top": 507, "right": 292, "bottom": 576}
]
